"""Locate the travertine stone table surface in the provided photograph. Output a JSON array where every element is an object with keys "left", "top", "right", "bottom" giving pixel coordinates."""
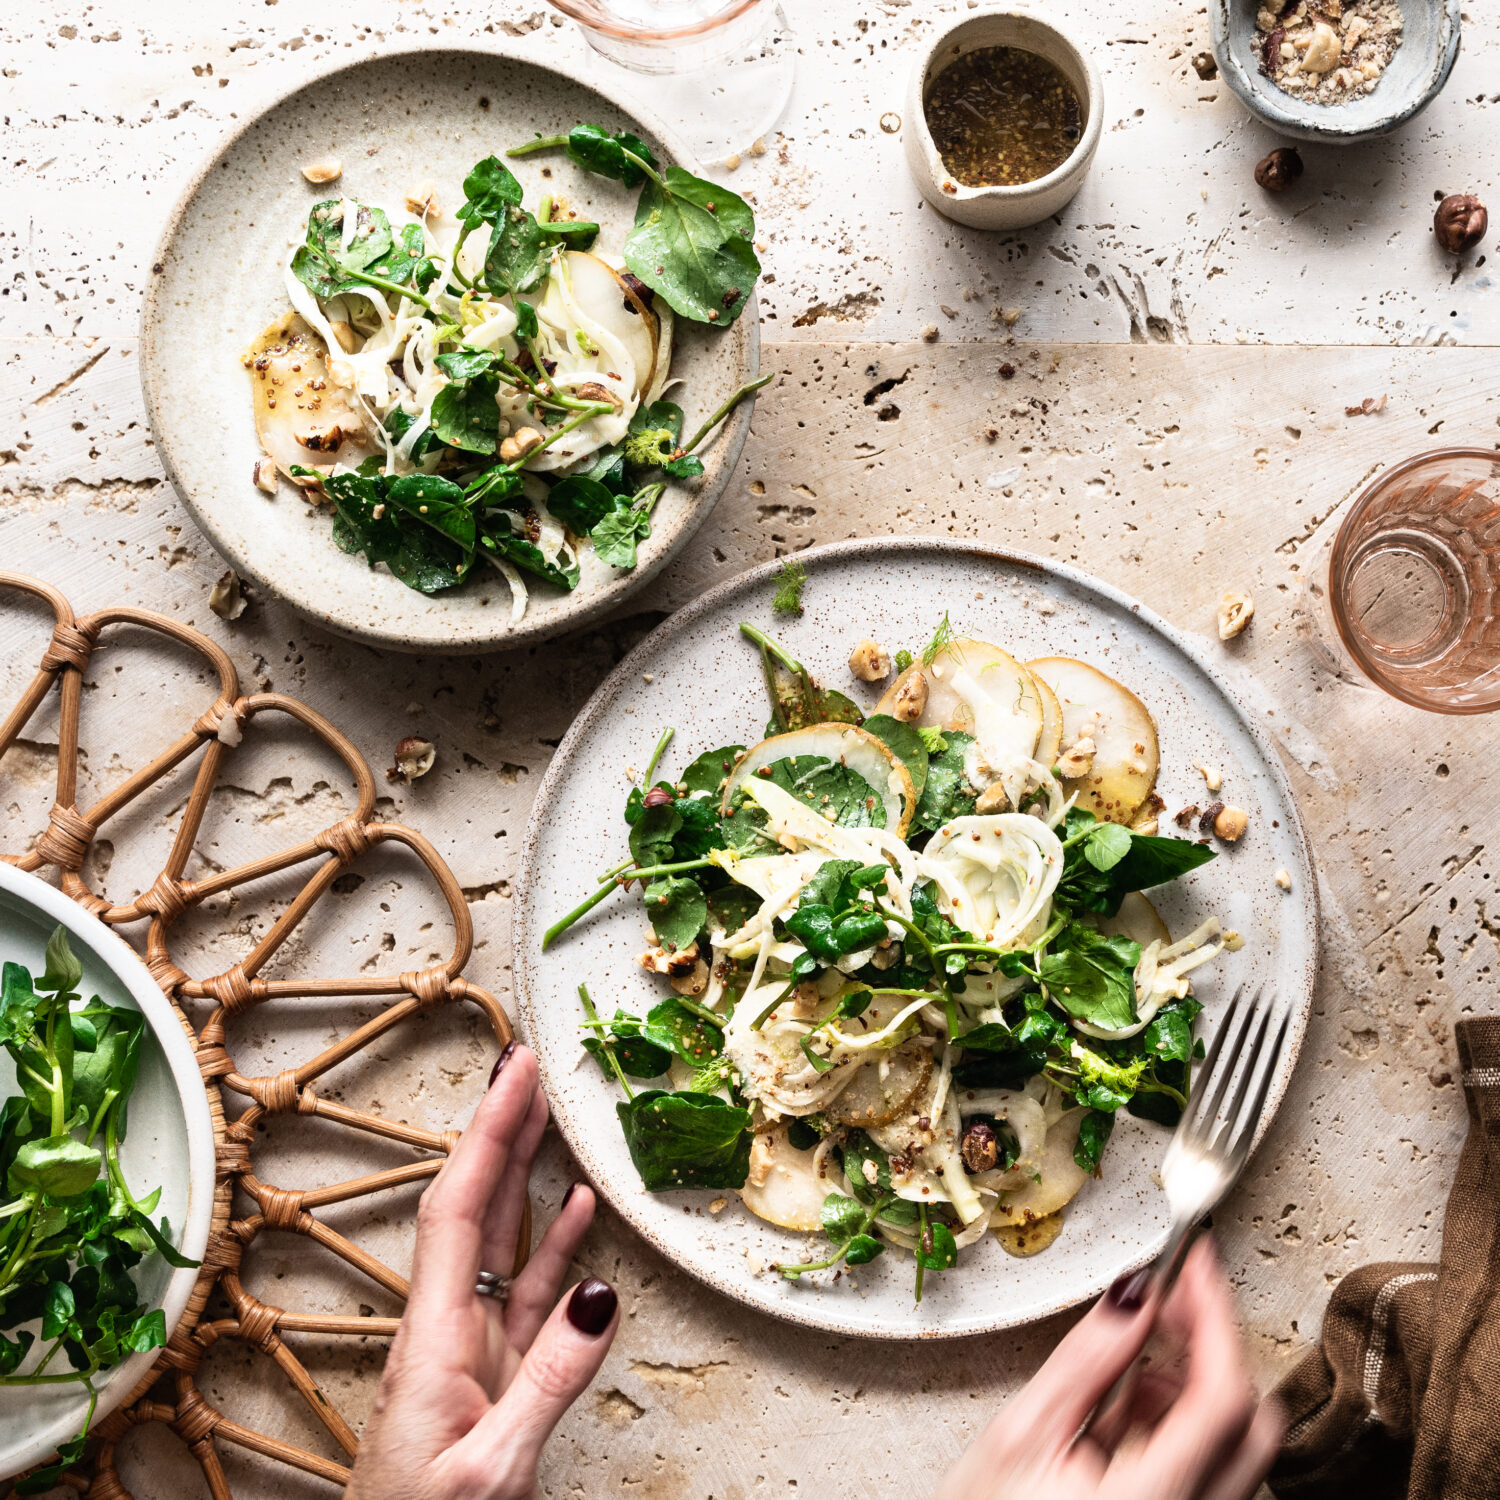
[{"left": 3, "top": 3, "right": 1499, "bottom": 1497}]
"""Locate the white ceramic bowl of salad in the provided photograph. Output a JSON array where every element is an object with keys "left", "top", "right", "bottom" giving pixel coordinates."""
[
  {"left": 142, "top": 45, "right": 762, "bottom": 654},
  {"left": 0, "top": 864, "right": 215, "bottom": 1483}
]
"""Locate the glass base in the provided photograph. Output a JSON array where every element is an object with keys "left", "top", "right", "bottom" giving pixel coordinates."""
[{"left": 576, "top": 3, "right": 795, "bottom": 167}]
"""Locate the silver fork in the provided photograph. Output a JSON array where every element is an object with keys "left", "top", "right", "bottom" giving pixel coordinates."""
[{"left": 1089, "top": 984, "right": 1290, "bottom": 1425}]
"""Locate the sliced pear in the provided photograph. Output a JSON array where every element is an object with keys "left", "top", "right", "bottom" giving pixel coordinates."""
[
  {"left": 1097, "top": 891, "right": 1171, "bottom": 948},
  {"left": 1026, "top": 657, "right": 1160, "bottom": 825},
  {"left": 824, "top": 1042, "right": 932, "bottom": 1128},
  {"left": 563, "top": 251, "right": 657, "bottom": 397},
  {"left": 995, "top": 1210, "right": 1065, "bottom": 1257},
  {"left": 721, "top": 724, "right": 916, "bottom": 837},
  {"left": 993, "top": 1108, "right": 1090, "bottom": 1225},
  {"left": 1033, "top": 674, "right": 1064, "bottom": 769},
  {"left": 740, "top": 1126, "right": 829, "bottom": 1232},
  {"left": 242, "top": 313, "right": 372, "bottom": 484}
]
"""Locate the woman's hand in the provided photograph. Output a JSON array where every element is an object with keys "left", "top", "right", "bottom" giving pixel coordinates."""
[
  {"left": 934, "top": 1240, "right": 1284, "bottom": 1500},
  {"left": 347, "top": 1043, "right": 615, "bottom": 1500}
]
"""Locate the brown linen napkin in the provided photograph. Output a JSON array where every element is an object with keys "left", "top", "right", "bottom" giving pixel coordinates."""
[{"left": 1268, "top": 1016, "right": 1500, "bottom": 1500}]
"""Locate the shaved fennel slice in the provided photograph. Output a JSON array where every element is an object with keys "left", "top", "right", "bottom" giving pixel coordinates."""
[
  {"left": 919, "top": 813, "right": 1063, "bottom": 950},
  {"left": 1073, "top": 915, "right": 1229, "bottom": 1041},
  {"left": 282, "top": 258, "right": 395, "bottom": 406},
  {"left": 482, "top": 554, "right": 528, "bottom": 622}
]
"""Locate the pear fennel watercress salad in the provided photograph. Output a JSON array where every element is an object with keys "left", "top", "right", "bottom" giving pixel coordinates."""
[
  {"left": 243, "top": 124, "right": 769, "bottom": 619},
  {"left": 545, "top": 606, "right": 1244, "bottom": 1300},
  {"left": 0, "top": 930, "right": 196, "bottom": 1492}
]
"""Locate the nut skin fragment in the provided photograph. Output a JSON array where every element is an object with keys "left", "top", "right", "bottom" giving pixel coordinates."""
[
  {"left": 1217, "top": 591, "right": 1254, "bottom": 640},
  {"left": 1434, "top": 194, "right": 1488, "bottom": 255},
  {"left": 961, "top": 1120, "right": 999, "bottom": 1174},
  {"left": 574, "top": 381, "right": 623, "bottom": 411},
  {"left": 1212, "top": 805, "right": 1249, "bottom": 842},
  {"left": 890, "top": 670, "right": 929, "bottom": 723},
  {"left": 301, "top": 157, "right": 343, "bottom": 184},
  {"left": 642, "top": 785, "right": 675, "bottom": 809},
  {"left": 251, "top": 458, "right": 279, "bottom": 494},
  {"left": 1255, "top": 147, "right": 1304, "bottom": 193},
  {"left": 499, "top": 427, "right": 544, "bottom": 463},
  {"left": 386, "top": 736, "right": 436, "bottom": 784},
  {"left": 848, "top": 638, "right": 892, "bottom": 682},
  {"left": 1198, "top": 800, "right": 1225, "bottom": 836},
  {"left": 208, "top": 571, "right": 248, "bottom": 621}
]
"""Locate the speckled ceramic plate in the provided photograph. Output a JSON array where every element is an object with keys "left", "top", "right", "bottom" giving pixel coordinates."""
[
  {"left": 0, "top": 865, "right": 215, "bottom": 1479},
  {"left": 141, "top": 45, "right": 759, "bottom": 654},
  {"left": 513, "top": 539, "right": 1318, "bottom": 1339}
]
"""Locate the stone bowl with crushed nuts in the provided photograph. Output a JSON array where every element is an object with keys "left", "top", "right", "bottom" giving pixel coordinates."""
[{"left": 1209, "top": 0, "right": 1460, "bottom": 144}]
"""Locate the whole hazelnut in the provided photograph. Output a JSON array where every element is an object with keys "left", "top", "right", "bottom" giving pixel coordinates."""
[
  {"left": 1254, "top": 147, "right": 1304, "bottom": 194},
  {"left": 1434, "top": 194, "right": 1488, "bottom": 255},
  {"left": 387, "top": 736, "right": 436, "bottom": 784},
  {"left": 961, "top": 1120, "right": 999, "bottom": 1174},
  {"left": 1212, "top": 805, "right": 1249, "bottom": 843}
]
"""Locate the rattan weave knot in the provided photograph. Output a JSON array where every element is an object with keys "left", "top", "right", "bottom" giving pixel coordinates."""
[
  {"left": 40, "top": 618, "right": 99, "bottom": 673},
  {"left": 0, "top": 572, "right": 528, "bottom": 1497},
  {"left": 35, "top": 801, "right": 94, "bottom": 872}
]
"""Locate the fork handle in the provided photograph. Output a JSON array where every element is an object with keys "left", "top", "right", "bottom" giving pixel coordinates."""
[{"left": 1086, "top": 1217, "right": 1202, "bottom": 1435}]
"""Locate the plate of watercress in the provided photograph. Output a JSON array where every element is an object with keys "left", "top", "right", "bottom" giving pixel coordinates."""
[
  {"left": 142, "top": 45, "right": 762, "bottom": 652},
  {"left": 0, "top": 864, "right": 214, "bottom": 1484},
  {"left": 512, "top": 538, "right": 1318, "bottom": 1338}
]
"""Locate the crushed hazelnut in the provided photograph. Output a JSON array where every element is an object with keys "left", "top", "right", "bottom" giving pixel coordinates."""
[
  {"left": 208, "top": 571, "right": 248, "bottom": 621},
  {"left": 251, "top": 457, "right": 279, "bottom": 494},
  {"left": 848, "top": 638, "right": 892, "bottom": 682},
  {"left": 1275, "top": 868, "right": 1293, "bottom": 891},
  {"left": 499, "top": 427, "right": 544, "bottom": 463},
  {"left": 708, "top": 1197, "right": 728, "bottom": 1214},
  {"left": 1346, "top": 395, "right": 1388, "bottom": 417},
  {"left": 639, "top": 941, "right": 701, "bottom": 978},
  {"left": 294, "top": 422, "right": 353, "bottom": 453},
  {"left": 1212, "top": 805, "right": 1249, "bottom": 842},
  {"left": 1174, "top": 804, "right": 1201, "bottom": 829},
  {"left": 1217, "top": 591, "right": 1254, "bottom": 640},
  {"left": 921, "top": 325, "right": 940, "bottom": 343},
  {"left": 300, "top": 157, "right": 343, "bottom": 184},
  {"left": 326, "top": 319, "right": 359, "bottom": 353},
  {"left": 1224, "top": 930, "right": 1246, "bottom": 953},
  {"left": 575, "top": 381, "right": 623, "bottom": 411},
  {"left": 891, "top": 670, "right": 929, "bottom": 723},
  {"left": 404, "top": 182, "right": 441, "bottom": 218},
  {"left": 386, "top": 736, "right": 436, "bottom": 784},
  {"left": 975, "top": 782, "right": 1009, "bottom": 815},
  {"left": 1056, "top": 735, "right": 1097, "bottom": 780},
  {"left": 1193, "top": 761, "right": 1223, "bottom": 794}
]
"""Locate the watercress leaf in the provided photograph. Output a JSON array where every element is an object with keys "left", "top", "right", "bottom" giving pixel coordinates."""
[
  {"left": 661, "top": 454, "right": 704, "bottom": 480},
  {"left": 1142, "top": 997, "right": 1202, "bottom": 1065},
  {"left": 952, "top": 1009, "right": 1064, "bottom": 1089},
  {"left": 819, "top": 1192, "right": 866, "bottom": 1244},
  {"left": 1040, "top": 924, "right": 1141, "bottom": 1032},
  {"left": 574, "top": 441, "right": 630, "bottom": 497},
  {"left": 538, "top": 218, "right": 601, "bottom": 251},
  {"left": 840, "top": 1132, "right": 893, "bottom": 1205},
  {"left": 877, "top": 1196, "right": 919, "bottom": 1226},
  {"left": 362, "top": 223, "right": 438, "bottom": 292},
  {"left": 623, "top": 176, "right": 760, "bottom": 327},
  {"left": 478, "top": 514, "right": 581, "bottom": 592},
  {"left": 583, "top": 1010, "right": 673, "bottom": 1080},
  {"left": 430, "top": 372, "right": 502, "bottom": 455},
  {"left": 1110, "top": 833, "right": 1217, "bottom": 893},
  {"left": 290, "top": 244, "right": 344, "bottom": 300},
  {"left": 564, "top": 124, "right": 657, "bottom": 186},
  {"left": 834, "top": 989, "right": 873, "bottom": 1022},
  {"left": 669, "top": 795, "right": 725, "bottom": 860},
  {"left": 10, "top": 1137, "right": 101, "bottom": 1199},
  {"left": 121, "top": 1307, "right": 168, "bottom": 1353},
  {"left": 322, "top": 472, "right": 469, "bottom": 595},
  {"left": 681, "top": 745, "right": 745, "bottom": 797},
  {"left": 386, "top": 474, "right": 477, "bottom": 559},
  {"left": 0, "top": 1329, "right": 33, "bottom": 1376},
  {"left": 615, "top": 1090, "right": 752, "bottom": 1191},
  {"left": 643, "top": 999, "right": 722, "bottom": 1067},
  {"left": 1074, "top": 1109, "right": 1115, "bottom": 1174},
  {"left": 124, "top": 1207, "right": 197, "bottom": 1269},
  {"left": 590, "top": 504, "right": 652, "bottom": 570},
  {"left": 783, "top": 906, "right": 840, "bottom": 963},
  {"left": 912, "top": 731, "right": 978, "bottom": 834},
  {"left": 513, "top": 297, "right": 539, "bottom": 340},
  {"left": 483, "top": 204, "right": 547, "bottom": 296},
  {"left": 435, "top": 347, "right": 498, "bottom": 381},
  {"left": 799, "top": 859, "right": 861, "bottom": 912},
  {"left": 628, "top": 803, "right": 682, "bottom": 868},
  {"left": 643, "top": 876, "right": 707, "bottom": 950},
  {"left": 458, "top": 155, "right": 524, "bottom": 224},
  {"left": 860, "top": 714, "right": 930, "bottom": 800},
  {"left": 832, "top": 910, "right": 888, "bottom": 954},
  {"left": 844, "top": 1233, "right": 884, "bottom": 1265},
  {"left": 41, "top": 928, "right": 82, "bottom": 995},
  {"left": 383, "top": 406, "right": 440, "bottom": 462},
  {"left": 545, "top": 476, "right": 621, "bottom": 535},
  {"left": 799, "top": 1032, "right": 834, "bottom": 1074},
  {"left": 915, "top": 1221, "right": 958, "bottom": 1271},
  {"left": 1083, "top": 820, "right": 1133, "bottom": 872},
  {"left": 41, "top": 1280, "right": 76, "bottom": 1340},
  {"left": 706, "top": 884, "right": 758, "bottom": 936},
  {"left": 306, "top": 199, "right": 393, "bottom": 274},
  {"left": 14, "top": 1432, "right": 87, "bottom": 1495},
  {"left": 786, "top": 1119, "right": 821, "bottom": 1151},
  {"left": 660, "top": 166, "right": 755, "bottom": 240}
]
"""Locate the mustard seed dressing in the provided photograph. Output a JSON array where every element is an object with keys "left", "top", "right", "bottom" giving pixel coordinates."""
[{"left": 924, "top": 45, "right": 1083, "bottom": 189}]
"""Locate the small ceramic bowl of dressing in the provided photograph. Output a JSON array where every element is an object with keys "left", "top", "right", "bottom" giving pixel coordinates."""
[{"left": 903, "top": 8, "right": 1103, "bottom": 232}]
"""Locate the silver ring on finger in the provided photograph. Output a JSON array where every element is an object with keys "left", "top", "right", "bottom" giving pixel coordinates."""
[{"left": 475, "top": 1270, "right": 510, "bottom": 1304}]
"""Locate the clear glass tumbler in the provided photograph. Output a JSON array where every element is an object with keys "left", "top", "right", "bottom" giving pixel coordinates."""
[
  {"left": 1297, "top": 449, "right": 1500, "bottom": 713},
  {"left": 548, "top": 0, "right": 795, "bottom": 165}
]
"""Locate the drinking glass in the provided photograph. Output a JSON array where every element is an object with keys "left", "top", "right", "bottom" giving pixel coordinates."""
[
  {"left": 1295, "top": 449, "right": 1500, "bottom": 713},
  {"left": 549, "top": 0, "right": 796, "bottom": 166}
]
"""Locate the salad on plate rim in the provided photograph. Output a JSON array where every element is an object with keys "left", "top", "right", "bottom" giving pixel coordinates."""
[
  {"left": 243, "top": 124, "right": 768, "bottom": 620},
  {"left": 545, "top": 592, "right": 1242, "bottom": 1301}
]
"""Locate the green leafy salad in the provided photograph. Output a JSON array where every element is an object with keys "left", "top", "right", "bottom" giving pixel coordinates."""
[
  {"left": 548, "top": 612, "right": 1242, "bottom": 1299},
  {"left": 0, "top": 930, "right": 196, "bottom": 1490},
  {"left": 245, "top": 124, "right": 769, "bottom": 618}
]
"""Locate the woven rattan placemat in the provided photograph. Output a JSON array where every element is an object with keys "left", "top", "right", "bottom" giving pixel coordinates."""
[{"left": 0, "top": 572, "right": 526, "bottom": 1496}]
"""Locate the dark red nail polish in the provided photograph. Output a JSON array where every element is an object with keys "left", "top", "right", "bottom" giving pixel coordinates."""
[
  {"left": 488, "top": 1040, "right": 517, "bottom": 1088},
  {"left": 1106, "top": 1269, "right": 1152, "bottom": 1313},
  {"left": 566, "top": 1277, "right": 616, "bottom": 1336},
  {"left": 561, "top": 1182, "right": 579, "bottom": 1210}
]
